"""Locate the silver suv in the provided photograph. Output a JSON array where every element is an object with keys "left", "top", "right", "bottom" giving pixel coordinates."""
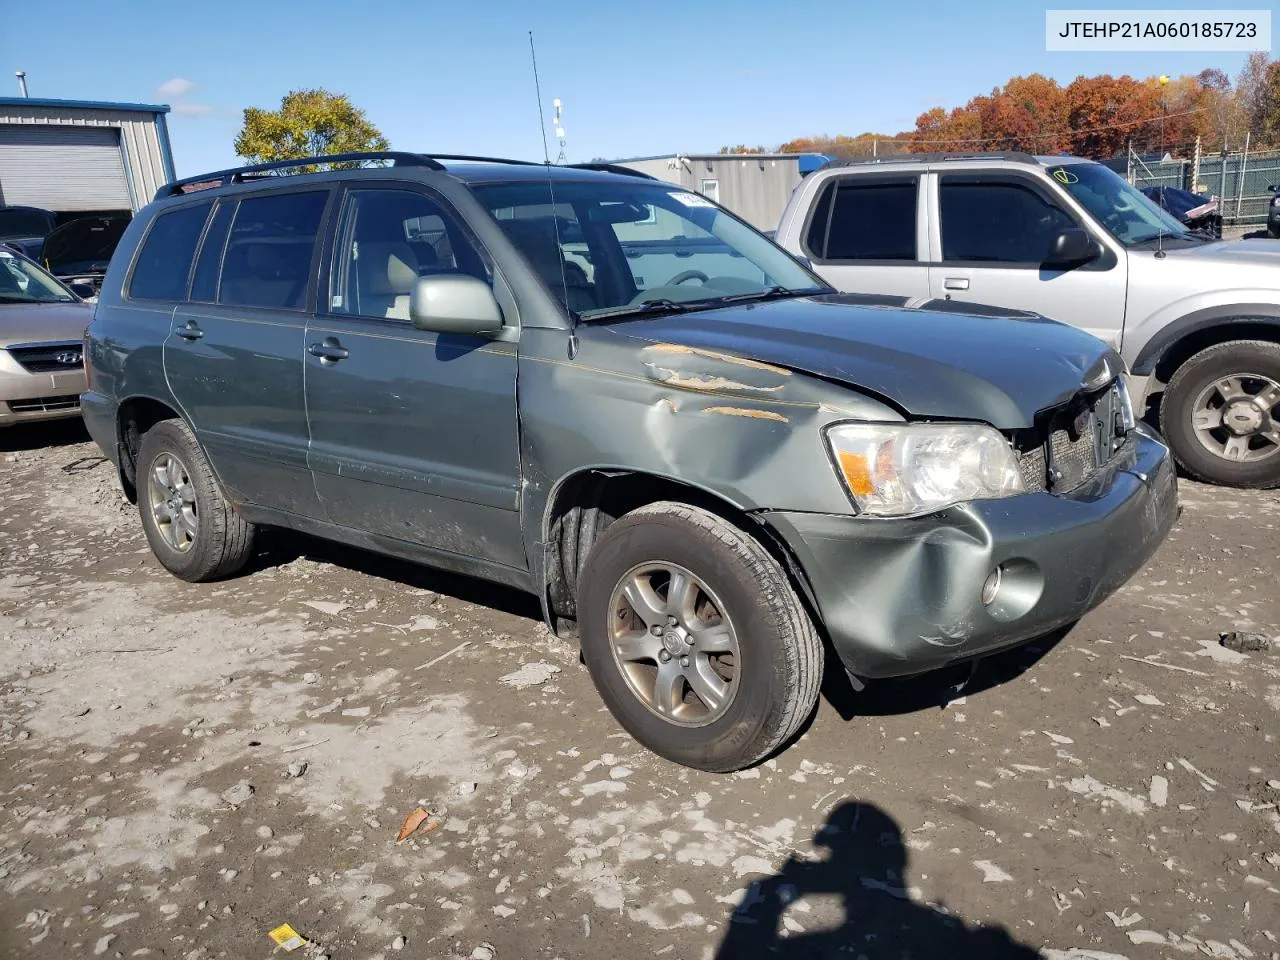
[{"left": 776, "top": 152, "right": 1280, "bottom": 489}]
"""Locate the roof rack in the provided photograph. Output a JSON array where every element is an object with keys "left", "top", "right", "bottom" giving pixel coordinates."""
[
  {"left": 155, "top": 151, "right": 663, "bottom": 201},
  {"left": 827, "top": 151, "right": 1041, "bottom": 168},
  {"left": 566, "top": 162, "right": 657, "bottom": 180},
  {"left": 155, "top": 152, "right": 444, "bottom": 200}
]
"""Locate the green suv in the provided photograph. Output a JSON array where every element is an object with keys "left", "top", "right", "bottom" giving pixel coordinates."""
[{"left": 82, "top": 152, "right": 1177, "bottom": 771}]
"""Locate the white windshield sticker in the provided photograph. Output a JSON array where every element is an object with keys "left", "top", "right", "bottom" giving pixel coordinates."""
[{"left": 669, "top": 191, "right": 716, "bottom": 208}]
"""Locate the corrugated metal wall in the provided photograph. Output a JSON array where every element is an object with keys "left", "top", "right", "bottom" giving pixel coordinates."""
[
  {"left": 0, "top": 103, "right": 169, "bottom": 211},
  {"left": 617, "top": 156, "right": 805, "bottom": 231}
]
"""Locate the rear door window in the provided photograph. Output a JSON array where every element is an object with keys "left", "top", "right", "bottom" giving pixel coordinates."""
[
  {"left": 217, "top": 191, "right": 328, "bottom": 311},
  {"left": 805, "top": 179, "right": 917, "bottom": 261},
  {"left": 128, "top": 202, "right": 212, "bottom": 301}
]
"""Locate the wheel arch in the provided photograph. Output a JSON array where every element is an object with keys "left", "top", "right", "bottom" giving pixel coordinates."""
[
  {"left": 1131, "top": 306, "right": 1280, "bottom": 383},
  {"left": 539, "top": 467, "right": 820, "bottom": 640},
  {"left": 114, "top": 395, "right": 186, "bottom": 502}
]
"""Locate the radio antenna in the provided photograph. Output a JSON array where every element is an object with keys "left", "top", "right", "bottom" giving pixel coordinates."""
[{"left": 529, "top": 31, "right": 551, "bottom": 165}]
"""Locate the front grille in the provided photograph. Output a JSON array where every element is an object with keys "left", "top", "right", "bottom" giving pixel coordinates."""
[
  {"left": 1014, "top": 380, "right": 1128, "bottom": 494},
  {"left": 6, "top": 342, "right": 84, "bottom": 373},
  {"left": 7, "top": 394, "right": 81, "bottom": 414}
]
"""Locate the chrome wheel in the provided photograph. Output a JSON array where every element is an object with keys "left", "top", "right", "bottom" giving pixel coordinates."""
[
  {"left": 607, "top": 562, "right": 740, "bottom": 727},
  {"left": 148, "top": 453, "right": 198, "bottom": 553},
  {"left": 1190, "top": 374, "right": 1280, "bottom": 463}
]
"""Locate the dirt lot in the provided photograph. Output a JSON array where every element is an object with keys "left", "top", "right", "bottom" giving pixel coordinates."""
[{"left": 1, "top": 420, "right": 1278, "bottom": 960}]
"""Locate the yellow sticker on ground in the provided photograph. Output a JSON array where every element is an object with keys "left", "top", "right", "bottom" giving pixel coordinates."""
[{"left": 268, "top": 923, "right": 307, "bottom": 951}]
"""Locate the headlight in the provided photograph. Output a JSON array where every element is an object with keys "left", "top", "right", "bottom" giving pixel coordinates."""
[{"left": 826, "top": 422, "right": 1025, "bottom": 517}]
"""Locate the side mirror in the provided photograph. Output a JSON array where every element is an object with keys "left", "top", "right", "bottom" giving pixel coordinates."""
[
  {"left": 68, "top": 281, "right": 96, "bottom": 300},
  {"left": 1046, "top": 227, "right": 1100, "bottom": 265},
  {"left": 409, "top": 275, "right": 504, "bottom": 336}
]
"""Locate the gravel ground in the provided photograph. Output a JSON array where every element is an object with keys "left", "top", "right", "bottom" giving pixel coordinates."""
[{"left": 1, "top": 420, "right": 1278, "bottom": 960}]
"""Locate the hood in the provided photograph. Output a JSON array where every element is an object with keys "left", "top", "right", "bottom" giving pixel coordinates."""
[
  {"left": 608, "top": 295, "right": 1120, "bottom": 429},
  {"left": 1164, "top": 237, "right": 1280, "bottom": 268},
  {"left": 42, "top": 215, "right": 130, "bottom": 275},
  {"left": 0, "top": 301, "right": 94, "bottom": 349}
]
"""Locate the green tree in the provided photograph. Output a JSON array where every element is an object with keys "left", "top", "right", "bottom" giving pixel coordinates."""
[{"left": 234, "top": 89, "right": 389, "bottom": 167}]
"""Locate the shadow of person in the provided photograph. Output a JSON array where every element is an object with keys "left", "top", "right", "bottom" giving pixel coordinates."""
[{"left": 715, "top": 801, "right": 1044, "bottom": 960}]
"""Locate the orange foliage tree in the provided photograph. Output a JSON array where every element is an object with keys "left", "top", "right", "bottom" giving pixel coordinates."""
[{"left": 768, "top": 58, "right": 1277, "bottom": 161}]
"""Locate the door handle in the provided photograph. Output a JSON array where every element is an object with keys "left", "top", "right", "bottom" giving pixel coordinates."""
[
  {"left": 943, "top": 278, "right": 970, "bottom": 291},
  {"left": 174, "top": 321, "right": 203, "bottom": 340},
  {"left": 308, "top": 338, "right": 349, "bottom": 363}
]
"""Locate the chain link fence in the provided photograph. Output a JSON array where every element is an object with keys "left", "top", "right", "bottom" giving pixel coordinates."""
[{"left": 1125, "top": 146, "right": 1280, "bottom": 227}]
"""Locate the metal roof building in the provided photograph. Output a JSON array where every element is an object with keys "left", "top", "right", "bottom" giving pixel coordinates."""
[
  {"left": 0, "top": 97, "right": 175, "bottom": 214},
  {"left": 612, "top": 153, "right": 831, "bottom": 231}
]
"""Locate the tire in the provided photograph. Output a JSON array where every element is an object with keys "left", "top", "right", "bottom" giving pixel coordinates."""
[
  {"left": 1161, "top": 339, "right": 1280, "bottom": 489},
  {"left": 137, "top": 418, "right": 256, "bottom": 581},
  {"left": 577, "top": 501, "right": 823, "bottom": 772}
]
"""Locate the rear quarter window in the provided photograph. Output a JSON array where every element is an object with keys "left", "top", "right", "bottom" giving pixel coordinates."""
[{"left": 127, "top": 203, "right": 213, "bottom": 301}]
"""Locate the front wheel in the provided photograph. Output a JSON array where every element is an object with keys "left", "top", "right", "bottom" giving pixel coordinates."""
[
  {"left": 1161, "top": 339, "right": 1280, "bottom": 488},
  {"left": 577, "top": 502, "right": 823, "bottom": 772}
]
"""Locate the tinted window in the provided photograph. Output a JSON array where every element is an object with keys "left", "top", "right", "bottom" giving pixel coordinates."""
[
  {"left": 329, "top": 189, "right": 487, "bottom": 321},
  {"left": 821, "top": 180, "right": 916, "bottom": 261},
  {"left": 190, "top": 201, "right": 234, "bottom": 303},
  {"left": 128, "top": 203, "right": 212, "bottom": 301},
  {"left": 218, "top": 191, "right": 327, "bottom": 310},
  {"left": 939, "top": 179, "right": 1076, "bottom": 263},
  {"left": 804, "top": 182, "right": 833, "bottom": 256}
]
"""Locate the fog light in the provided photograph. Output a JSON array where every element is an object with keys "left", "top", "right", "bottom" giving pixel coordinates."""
[{"left": 981, "top": 568, "right": 1002, "bottom": 606}]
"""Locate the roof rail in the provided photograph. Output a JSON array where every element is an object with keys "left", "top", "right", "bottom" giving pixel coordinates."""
[
  {"left": 566, "top": 162, "right": 657, "bottom": 180},
  {"left": 428, "top": 154, "right": 545, "bottom": 167},
  {"left": 154, "top": 151, "right": 445, "bottom": 200},
  {"left": 827, "top": 151, "right": 1041, "bottom": 168}
]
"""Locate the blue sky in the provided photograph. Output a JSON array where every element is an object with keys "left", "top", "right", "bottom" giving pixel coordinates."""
[{"left": 1, "top": 0, "right": 1267, "bottom": 177}]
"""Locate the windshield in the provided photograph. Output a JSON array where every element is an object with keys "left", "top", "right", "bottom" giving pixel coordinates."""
[
  {"left": 1048, "top": 162, "right": 1190, "bottom": 246},
  {"left": 471, "top": 179, "right": 827, "bottom": 319},
  {"left": 0, "top": 249, "right": 76, "bottom": 304}
]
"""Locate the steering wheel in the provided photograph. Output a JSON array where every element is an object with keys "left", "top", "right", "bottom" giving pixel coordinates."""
[{"left": 668, "top": 270, "right": 709, "bottom": 285}]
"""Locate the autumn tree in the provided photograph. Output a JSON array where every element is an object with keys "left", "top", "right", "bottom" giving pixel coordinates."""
[
  {"left": 777, "top": 134, "right": 910, "bottom": 157},
  {"left": 1237, "top": 52, "right": 1273, "bottom": 139},
  {"left": 977, "top": 74, "right": 1070, "bottom": 152},
  {"left": 908, "top": 105, "right": 982, "bottom": 152},
  {"left": 718, "top": 144, "right": 768, "bottom": 154},
  {"left": 234, "top": 89, "right": 389, "bottom": 166},
  {"left": 1259, "top": 60, "right": 1280, "bottom": 145}
]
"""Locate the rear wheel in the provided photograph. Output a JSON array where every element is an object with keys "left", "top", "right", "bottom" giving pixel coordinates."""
[
  {"left": 1161, "top": 340, "right": 1280, "bottom": 488},
  {"left": 137, "top": 419, "right": 256, "bottom": 581},
  {"left": 577, "top": 502, "right": 823, "bottom": 772}
]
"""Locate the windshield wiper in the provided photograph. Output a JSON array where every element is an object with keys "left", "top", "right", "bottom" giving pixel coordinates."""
[
  {"left": 581, "top": 297, "right": 700, "bottom": 322},
  {"left": 716, "top": 285, "right": 826, "bottom": 304}
]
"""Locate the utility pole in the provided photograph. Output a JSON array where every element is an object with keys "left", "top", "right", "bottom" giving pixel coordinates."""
[{"left": 1158, "top": 74, "right": 1169, "bottom": 157}]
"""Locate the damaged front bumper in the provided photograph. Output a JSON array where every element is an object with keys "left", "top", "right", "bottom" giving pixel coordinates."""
[{"left": 763, "top": 425, "right": 1178, "bottom": 680}]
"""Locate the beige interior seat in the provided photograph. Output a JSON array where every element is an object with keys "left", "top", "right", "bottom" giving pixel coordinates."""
[{"left": 356, "top": 241, "right": 419, "bottom": 319}]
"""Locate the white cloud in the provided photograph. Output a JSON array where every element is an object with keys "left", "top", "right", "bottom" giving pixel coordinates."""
[
  {"left": 172, "top": 102, "right": 213, "bottom": 117},
  {"left": 157, "top": 77, "right": 194, "bottom": 98}
]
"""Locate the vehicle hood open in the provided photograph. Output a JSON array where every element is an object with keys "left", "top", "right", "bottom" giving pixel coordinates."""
[
  {"left": 608, "top": 294, "right": 1121, "bottom": 429},
  {"left": 41, "top": 215, "right": 130, "bottom": 276}
]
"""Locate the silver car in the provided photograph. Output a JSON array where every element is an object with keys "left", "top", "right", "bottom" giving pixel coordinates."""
[
  {"left": 0, "top": 246, "right": 93, "bottom": 427},
  {"left": 776, "top": 152, "right": 1280, "bottom": 489}
]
